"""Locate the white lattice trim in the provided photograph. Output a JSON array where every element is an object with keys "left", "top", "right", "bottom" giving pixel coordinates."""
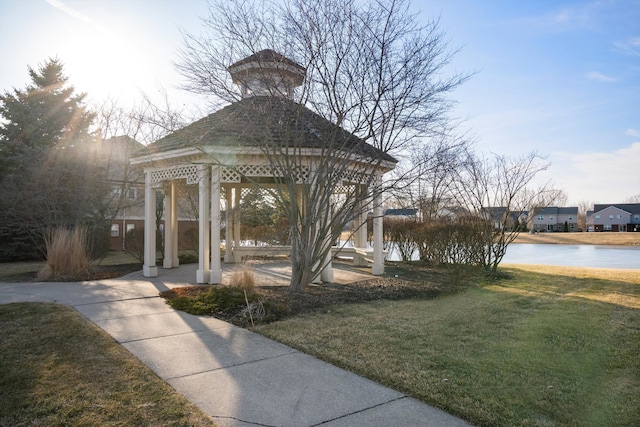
[
  {"left": 221, "top": 164, "right": 309, "bottom": 183},
  {"left": 150, "top": 164, "right": 200, "bottom": 185},
  {"left": 339, "top": 168, "right": 374, "bottom": 185}
]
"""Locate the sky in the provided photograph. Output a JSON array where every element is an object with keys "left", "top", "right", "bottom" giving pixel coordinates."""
[{"left": 0, "top": 0, "right": 639, "bottom": 206}]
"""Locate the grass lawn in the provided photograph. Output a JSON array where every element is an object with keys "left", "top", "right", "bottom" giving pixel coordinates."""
[
  {"left": 0, "top": 302, "right": 216, "bottom": 426},
  {"left": 513, "top": 231, "right": 640, "bottom": 246},
  {"left": 254, "top": 265, "right": 640, "bottom": 427}
]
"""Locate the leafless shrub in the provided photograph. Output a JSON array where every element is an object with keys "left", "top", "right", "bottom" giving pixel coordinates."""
[
  {"left": 411, "top": 217, "right": 487, "bottom": 266},
  {"left": 383, "top": 218, "right": 420, "bottom": 261}
]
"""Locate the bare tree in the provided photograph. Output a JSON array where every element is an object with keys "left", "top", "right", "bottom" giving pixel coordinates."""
[
  {"left": 450, "top": 151, "right": 564, "bottom": 272},
  {"left": 92, "top": 90, "right": 196, "bottom": 223},
  {"left": 176, "top": 0, "right": 468, "bottom": 292},
  {"left": 400, "top": 132, "right": 474, "bottom": 221},
  {"left": 625, "top": 193, "right": 640, "bottom": 203},
  {"left": 577, "top": 200, "right": 594, "bottom": 231}
]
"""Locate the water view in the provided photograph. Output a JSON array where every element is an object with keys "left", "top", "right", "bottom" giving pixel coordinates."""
[
  {"left": 502, "top": 244, "right": 640, "bottom": 270},
  {"left": 384, "top": 243, "right": 640, "bottom": 270}
]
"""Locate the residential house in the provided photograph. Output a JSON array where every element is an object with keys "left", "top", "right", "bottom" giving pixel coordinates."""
[
  {"left": 530, "top": 206, "right": 579, "bottom": 232},
  {"left": 481, "top": 207, "right": 528, "bottom": 231},
  {"left": 592, "top": 203, "right": 640, "bottom": 232},
  {"left": 384, "top": 208, "right": 418, "bottom": 220},
  {"left": 435, "top": 205, "right": 470, "bottom": 221},
  {"left": 99, "top": 136, "right": 199, "bottom": 251}
]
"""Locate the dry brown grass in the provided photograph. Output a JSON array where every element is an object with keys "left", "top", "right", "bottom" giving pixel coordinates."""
[
  {"left": 513, "top": 232, "right": 640, "bottom": 246},
  {"left": 1, "top": 303, "right": 217, "bottom": 426},
  {"left": 38, "top": 226, "right": 91, "bottom": 281},
  {"left": 229, "top": 265, "right": 256, "bottom": 292},
  {"left": 498, "top": 264, "right": 640, "bottom": 308}
]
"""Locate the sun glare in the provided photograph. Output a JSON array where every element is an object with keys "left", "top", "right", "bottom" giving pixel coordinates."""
[{"left": 46, "top": 0, "right": 157, "bottom": 104}]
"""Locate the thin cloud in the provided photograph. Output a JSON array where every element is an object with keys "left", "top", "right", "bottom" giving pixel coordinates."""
[
  {"left": 613, "top": 36, "right": 640, "bottom": 57},
  {"left": 552, "top": 142, "right": 640, "bottom": 203},
  {"left": 585, "top": 71, "right": 616, "bottom": 82},
  {"left": 626, "top": 129, "right": 640, "bottom": 138},
  {"left": 530, "top": 2, "right": 602, "bottom": 32},
  {"left": 45, "top": 0, "right": 111, "bottom": 35}
]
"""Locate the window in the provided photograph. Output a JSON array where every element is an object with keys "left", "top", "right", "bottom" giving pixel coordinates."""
[
  {"left": 549, "top": 216, "right": 555, "bottom": 221},
  {"left": 595, "top": 215, "right": 600, "bottom": 220},
  {"left": 635, "top": 214, "right": 640, "bottom": 221},
  {"left": 604, "top": 224, "right": 612, "bottom": 231},
  {"left": 112, "top": 187, "right": 121, "bottom": 197},
  {"left": 127, "top": 188, "right": 136, "bottom": 199},
  {"left": 126, "top": 223, "right": 135, "bottom": 233},
  {"left": 110, "top": 224, "right": 119, "bottom": 237},
  {"left": 568, "top": 215, "right": 573, "bottom": 221},
  {"left": 537, "top": 215, "right": 544, "bottom": 221},
  {"left": 609, "top": 215, "right": 614, "bottom": 220},
  {"left": 616, "top": 214, "right": 622, "bottom": 219}
]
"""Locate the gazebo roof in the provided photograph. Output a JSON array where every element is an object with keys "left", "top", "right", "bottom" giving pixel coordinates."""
[{"left": 135, "top": 96, "right": 397, "bottom": 165}]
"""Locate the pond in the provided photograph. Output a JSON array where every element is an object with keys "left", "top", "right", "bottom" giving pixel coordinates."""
[
  {"left": 384, "top": 243, "right": 640, "bottom": 270},
  {"left": 502, "top": 244, "right": 640, "bottom": 270}
]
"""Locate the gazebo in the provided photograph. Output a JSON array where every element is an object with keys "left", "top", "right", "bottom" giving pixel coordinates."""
[{"left": 131, "top": 50, "right": 397, "bottom": 284}]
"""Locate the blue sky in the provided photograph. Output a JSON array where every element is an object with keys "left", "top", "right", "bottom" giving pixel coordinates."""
[{"left": 1, "top": 0, "right": 638, "bottom": 205}]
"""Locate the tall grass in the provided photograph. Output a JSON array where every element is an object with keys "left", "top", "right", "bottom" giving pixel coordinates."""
[
  {"left": 38, "top": 226, "right": 91, "bottom": 281},
  {"left": 229, "top": 265, "right": 256, "bottom": 291}
]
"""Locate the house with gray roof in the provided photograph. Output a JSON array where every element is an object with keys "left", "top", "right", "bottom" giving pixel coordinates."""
[
  {"left": 530, "top": 206, "right": 579, "bottom": 232},
  {"left": 592, "top": 203, "right": 640, "bottom": 232}
]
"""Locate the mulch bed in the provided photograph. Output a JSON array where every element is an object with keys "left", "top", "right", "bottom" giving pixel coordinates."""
[
  {"left": 85, "top": 263, "right": 142, "bottom": 280},
  {"left": 159, "top": 262, "right": 476, "bottom": 321},
  {"left": 5, "top": 263, "right": 144, "bottom": 283}
]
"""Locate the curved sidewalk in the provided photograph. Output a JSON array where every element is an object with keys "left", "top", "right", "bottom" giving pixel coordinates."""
[{"left": 0, "top": 264, "right": 472, "bottom": 427}]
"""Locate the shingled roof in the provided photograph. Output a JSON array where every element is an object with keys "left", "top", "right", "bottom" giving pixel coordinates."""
[
  {"left": 229, "top": 49, "right": 305, "bottom": 72},
  {"left": 135, "top": 96, "right": 397, "bottom": 164}
]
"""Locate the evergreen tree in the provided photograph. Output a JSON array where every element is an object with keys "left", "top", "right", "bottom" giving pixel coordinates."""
[
  {"left": 0, "top": 58, "right": 95, "bottom": 178},
  {"left": 0, "top": 58, "right": 107, "bottom": 261}
]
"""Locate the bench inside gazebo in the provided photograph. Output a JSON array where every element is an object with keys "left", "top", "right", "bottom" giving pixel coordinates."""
[{"left": 131, "top": 49, "right": 396, "bottom": 285}]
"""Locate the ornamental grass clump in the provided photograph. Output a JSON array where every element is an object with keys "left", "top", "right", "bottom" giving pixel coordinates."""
[
  {"left": 230, "top": 266, "right": 256, "bottom": 292},
  {"left": 38, "top": 226, "right": 91, "bottom": 281}
]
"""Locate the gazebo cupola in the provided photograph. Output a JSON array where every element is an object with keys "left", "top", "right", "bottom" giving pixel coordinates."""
[{"left": 228, "top": 49, "right": 306, "bottom": 99}]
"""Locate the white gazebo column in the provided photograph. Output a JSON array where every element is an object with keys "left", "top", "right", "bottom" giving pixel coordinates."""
[
  {"left": 143, "top": 171, "right": 158, "bottom": 277},
  {"left": 320, "top": 235, "right": 334, "bottom": 282},
  {"left": 171, "top": 182, "right": 179, "bottom": 267},
  {"left": 210, "top": 165, "right": 222, "bottom": 284},
  {"left": 372, "top": 176, "right": 385, "bottom": 275},
  {"left": 353, "top": 184, "right": 368, "bottom": 267},
  {"left": 233, "top": 187, "right": 241, "bottom": 262},
  {"left": 223, "top": 185, "right": 233, "bottom": 263},
  {"left": 196, "top": 165, "right": 211, "bottom": 284},
  {"left": 163, "top": 181, "right": 178, "bottom": 268}
]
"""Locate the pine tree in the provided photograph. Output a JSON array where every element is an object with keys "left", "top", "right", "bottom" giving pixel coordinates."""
[
  {"left": 0, "top": 58, "right": 107, "bottom": 261},
  {"left": 0, "top": 58, "right": 95, "bottom": 178}
]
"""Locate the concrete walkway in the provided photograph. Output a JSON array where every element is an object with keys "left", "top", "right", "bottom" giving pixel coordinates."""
[{"left": 0, "top": 263, "right": 472, "bottom": 427}]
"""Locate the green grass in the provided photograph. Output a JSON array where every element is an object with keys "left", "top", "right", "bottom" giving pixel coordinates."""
[
  {"left": 254, "top": 265, "right": 640, "bottom": 427},
  {"left": 0, "top": 303, "right": 216, "bottom": 426}
]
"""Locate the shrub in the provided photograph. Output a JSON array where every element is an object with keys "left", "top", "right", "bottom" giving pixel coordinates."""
[
  {"left": 125, "top": 227, "right": 145, "bottom": 263},
  {"left": 167, "top": 286, "right": 258, "bottom": 316},
  {"left": 165, "top": 282, "right": 290, "bottom": 325},
  {"left": 178, "top": 251, "right": 199, "bottom": 264},
  {"left": 87, "top": 224, "right": 110, "bottom": 262},
  {"left": 38, "top": 226, "right": 91, "bottom": 281}
]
